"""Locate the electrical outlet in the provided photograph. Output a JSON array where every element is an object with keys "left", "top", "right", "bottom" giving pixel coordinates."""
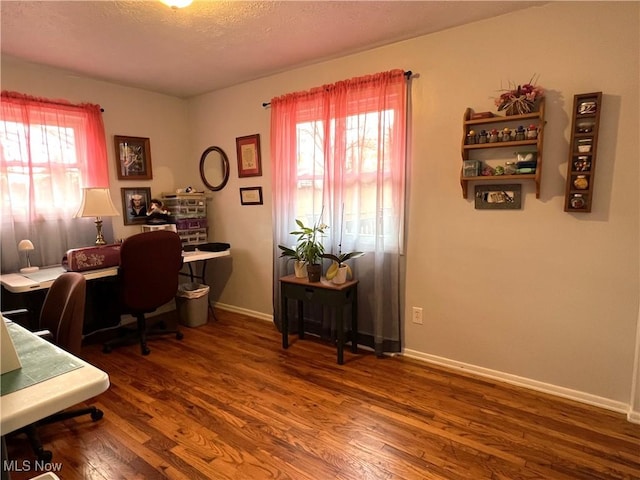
[{"left": 412, "top": 307, "right": 423, "bottom": 324}]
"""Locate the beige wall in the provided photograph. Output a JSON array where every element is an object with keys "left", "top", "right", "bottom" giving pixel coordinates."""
[
  {"left": 0, "top": 56, "right": 191, "bottom": 242},
  {"left": 2, "top": 2, "right": 639, "bottom": 417}
]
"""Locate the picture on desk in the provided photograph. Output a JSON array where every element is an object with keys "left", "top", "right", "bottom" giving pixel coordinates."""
[{"left": 121, "top": 187, "right": 152, "bottom": 225}]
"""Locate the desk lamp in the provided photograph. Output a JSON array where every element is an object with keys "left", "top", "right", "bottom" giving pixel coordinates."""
[
  {"left": 75, "top": 187, "right": 120, "bottom": 245},
  {"left": 18, "top": 239, "right": 39, "bottom": 273}
]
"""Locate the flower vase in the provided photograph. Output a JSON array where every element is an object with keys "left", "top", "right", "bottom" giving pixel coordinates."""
[
  {"left": 306, "top": 263, "right": 321, "bottom": 282},
  {"left": 293, "top": 260, "right": 307, "bottom": 278},
  {"left": 332, "top": 265, "right": 348, "bottom": 285}
]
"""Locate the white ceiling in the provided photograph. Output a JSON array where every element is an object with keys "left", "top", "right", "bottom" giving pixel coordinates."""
[{"left": 1, "top": 1, "right": 544, "bottom": 98}]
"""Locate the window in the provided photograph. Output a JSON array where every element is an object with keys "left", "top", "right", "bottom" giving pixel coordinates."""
[
  {"left": 1, "top": 119, "right": 84, "bottom": 220},
  {"left": 271, "top": 69, "right": 408, "bottom": 353},
  {"left": 0, "top": 91, "right": 109, "bottom": 271}
]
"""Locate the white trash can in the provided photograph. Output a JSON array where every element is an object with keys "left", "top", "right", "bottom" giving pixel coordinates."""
[{"left": 175, "top": 282, "right": 210, "bottom": 327}]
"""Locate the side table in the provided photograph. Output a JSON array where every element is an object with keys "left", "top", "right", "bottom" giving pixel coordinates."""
[{"left": 280, "top": 274, "right": 358, "bottom": 365}]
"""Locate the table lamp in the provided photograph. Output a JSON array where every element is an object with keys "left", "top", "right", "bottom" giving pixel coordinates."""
[
  {"left": 75, "top": 187, "right": 120, "bottom": 245},
  {"left": 18, "top": 239, "right": 39, "bottom": 273}
]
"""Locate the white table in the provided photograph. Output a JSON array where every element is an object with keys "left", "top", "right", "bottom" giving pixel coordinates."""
[
  {"left": 0, "top": 320, "right": 110, "bottom": 435},
  {"left": 0, "top": 249, "right": 230, "bottom": 294},
  {"left": 0, "top": 266, "right": 118, "bottom": 294}
]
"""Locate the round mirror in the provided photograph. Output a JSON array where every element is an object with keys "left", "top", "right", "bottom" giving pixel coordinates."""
[{"left": 199, "top": 146, "right": 230, "bottom": 192}]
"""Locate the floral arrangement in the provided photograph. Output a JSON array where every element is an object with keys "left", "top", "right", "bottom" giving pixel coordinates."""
[{"left": 494, "top": 75, "right": 544, "bottom": 116}]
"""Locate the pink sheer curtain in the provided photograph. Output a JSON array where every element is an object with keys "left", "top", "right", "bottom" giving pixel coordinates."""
[
  {"left": 0, "top": 91, "right": 110, "bottom": 271},
  {"left": 271, "top": 70, "right": 408, "bottom": 354}
]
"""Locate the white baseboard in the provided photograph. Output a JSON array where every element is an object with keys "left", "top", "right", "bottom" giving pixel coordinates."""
[
  {"left": 214, "top": 302, "right": 273, "bottom": 323},
  {"left": 403, "top": 348, "right": 631, "bottom": 418},
  {"left": 203, "top": 304, "right": 637, "bottom": 423}
]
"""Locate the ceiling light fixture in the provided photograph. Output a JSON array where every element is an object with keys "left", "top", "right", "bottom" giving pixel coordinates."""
[{"left": 160, "top": 0, "right": 193, "bottom": 8}]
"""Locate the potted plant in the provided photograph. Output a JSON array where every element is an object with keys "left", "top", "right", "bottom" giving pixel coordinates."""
[
  {"left": 289, "top": 217, "right": 327, "bottom": 282},
  {"left": 322, "top": 251, "right": 364, "bottom": 285},
  {"left": 277, "top": 244, "right": 307, "bottom": 278}
]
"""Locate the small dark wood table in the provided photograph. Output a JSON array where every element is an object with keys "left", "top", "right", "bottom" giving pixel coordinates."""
[{"left": 280, "top": 274, "right": 358, "bottom": 365}]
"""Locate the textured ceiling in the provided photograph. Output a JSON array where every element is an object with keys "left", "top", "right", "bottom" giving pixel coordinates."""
[{"left": 1, "top": 1, "right": 544, "bottom": 98}]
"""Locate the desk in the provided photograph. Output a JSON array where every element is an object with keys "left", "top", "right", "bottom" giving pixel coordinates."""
[
  {"left": 181, "top": 249, "right": 230, "bottom": 319},
  {"left": 280, "top": 275, "right": 358, "bottom": 365},
  {"left": 0, "top": 320, "right": 110, "bottom": 435},
  {"left": 0, "top": 266, "right": 118, "bottom": 294},
  {"left": 0, "top": 250, "right": 230, "bottom": 294},
  {"left": 181, "top": 249, "right": 230, "bottom": 284},
  {"left": 1, "top": 249, "right": 231, "bottom": 333}
]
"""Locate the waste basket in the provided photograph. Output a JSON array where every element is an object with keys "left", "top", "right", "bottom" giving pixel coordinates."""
[{"left": 175, "top": 282, "right": 210, "bottom": 327}]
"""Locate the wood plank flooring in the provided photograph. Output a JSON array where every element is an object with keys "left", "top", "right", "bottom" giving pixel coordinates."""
[{"left": 5, "top": 309, "right": 640, "bottom": 479}]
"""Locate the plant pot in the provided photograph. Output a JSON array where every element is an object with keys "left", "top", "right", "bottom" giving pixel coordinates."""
[
  {"left": 293, "top": 260, "right": 307, "bottom": 278},
  {"left": 332, "top": 265, "right": 348, "bottom": 285},
  {"left": 306, "top": 263, "right": 321, "bottom": 282}
]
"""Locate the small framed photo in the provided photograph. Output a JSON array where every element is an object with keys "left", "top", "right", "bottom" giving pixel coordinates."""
[
  {"left": 121, "top": 187, "right": 152, "bottom": 225},
  {"left": 475, "top": 184, "right": 522, "bottom": 210},
  {"left": 239, "top": 187, "right": 263, "bottom": 205},
  {"left": 236, "top": 134, "right": 262, "bottom": 177},
  {"left": 114, "top": 135, "right": 153, "bottom": 180}
]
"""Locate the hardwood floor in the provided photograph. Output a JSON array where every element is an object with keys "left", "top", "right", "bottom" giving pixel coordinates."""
[{"left": 5, "top": 309, "right": 640, "bottom": 479}]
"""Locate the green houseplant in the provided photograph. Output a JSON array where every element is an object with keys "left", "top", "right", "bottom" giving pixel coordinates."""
[
  {"left": 277, "top": 244, "right": 307, "bottom": 278},
  {"left": 288, "top": 217, "right": 327, "bottom": 282},
  {"left": 321, "top": 251, "right": 364, "bottom": 284}
]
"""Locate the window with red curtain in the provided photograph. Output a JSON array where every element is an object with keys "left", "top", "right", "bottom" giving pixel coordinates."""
[
  {"left": 271, "top": 69, "right": 409, "bottom": 354},
  {"left": 0, "top": 91, "right": 110, "bottom": 271}
]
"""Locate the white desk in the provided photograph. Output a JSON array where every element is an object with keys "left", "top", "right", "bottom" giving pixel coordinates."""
[
  {"left": 0, "top": 249, "right": 230, "bottom": 294},
  {"left": 0, "top": 320, "right": 110, "bottom": 435},
  {"left": 0, "top": 266, "right": 119, "bottom": 294}
]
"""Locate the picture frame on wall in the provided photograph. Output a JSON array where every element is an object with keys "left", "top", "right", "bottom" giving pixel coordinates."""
[
  {"left": 474, "top": 184, "right": 522, "bottom": 210},
  {"left": 114, "top": 135, "right": 153, "bottom": 180},
  {"left": 239, "top": 187, "right": 263, "bottom": 205},
  {"left": 121, "top": 187, "right": 152, "bottom": 225},
  {"left": 236, "top": 134, "right": 262, "bottom": 177}
]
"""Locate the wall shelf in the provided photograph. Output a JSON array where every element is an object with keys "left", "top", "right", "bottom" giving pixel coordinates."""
[
  {"left": 460, "top": 99, "right": 545, "bottom": 199},
  {"left": 563, "top": 92, "right": 602, "bottom": 213}
]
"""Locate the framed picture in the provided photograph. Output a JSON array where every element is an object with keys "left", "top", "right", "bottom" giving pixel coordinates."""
[
  {"left": 114, "top": 135, "right": 153, "bottom": 180},
  {"left": 475, "top": 184, "right": 522, "bottom": 210},
  {"left": 239, "top": 187, "right": 263, "bottom": 205},
  {"left": 121, "top": 187, "right": 152, "bottom": 225},
  {"left": 236, "top": 134, "right": 262, "bottom": 177}
]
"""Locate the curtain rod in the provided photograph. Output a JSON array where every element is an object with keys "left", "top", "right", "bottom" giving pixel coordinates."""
[
  {"left": 261, "top": 70, "right": 413, "bottom": 108},
  {"left": 1, "top": 92, "right": 104, "bottom": 112}
]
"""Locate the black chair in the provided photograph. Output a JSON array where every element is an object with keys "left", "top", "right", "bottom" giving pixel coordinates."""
[
  {"left": 103, "top": 230, "right": 184, "bottom": 355},
  {"left": 4, "top": 272, "right": 104, "bottom": 463}
]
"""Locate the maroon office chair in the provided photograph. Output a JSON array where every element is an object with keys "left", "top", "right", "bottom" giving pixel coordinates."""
[
  {"left": 103, "top": 230, "right": 184, "bottom": 355},
  {"left": 4, "top": 272, "right": 104, "bottom": 463}
]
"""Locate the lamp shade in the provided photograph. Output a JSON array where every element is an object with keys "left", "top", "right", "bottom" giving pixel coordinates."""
[
  {"left": 75, "top": 188, "right": 120, "bottom": 218},
  {"left": 17, "top": 239, "right": 35, "bottom": 252}
]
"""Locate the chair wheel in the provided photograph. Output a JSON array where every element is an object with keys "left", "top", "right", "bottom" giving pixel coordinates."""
[
  {"left": 91, "top": 409, "right": 104, "bottom": 421},
  {"left": 176, "top": 332, "right": 184, "bottom": 340},
  {"left": 103, "top": 344, "right": 112, "bottom": 354},
  {"left": 142, "top": 346, "right": 151, "bottom": 355}
]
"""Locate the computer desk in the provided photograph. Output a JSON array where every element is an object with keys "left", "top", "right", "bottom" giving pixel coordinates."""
[{"left": 0, "top": 249, "right": 230, "bottom": 294}]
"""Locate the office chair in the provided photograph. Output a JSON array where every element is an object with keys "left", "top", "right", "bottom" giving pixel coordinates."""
[
  {"left": 4, "top": 272, "right": 104, "bottom": 463},
  {"left": 103, "top": 230, "right": 184, "bottom": 355}
]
